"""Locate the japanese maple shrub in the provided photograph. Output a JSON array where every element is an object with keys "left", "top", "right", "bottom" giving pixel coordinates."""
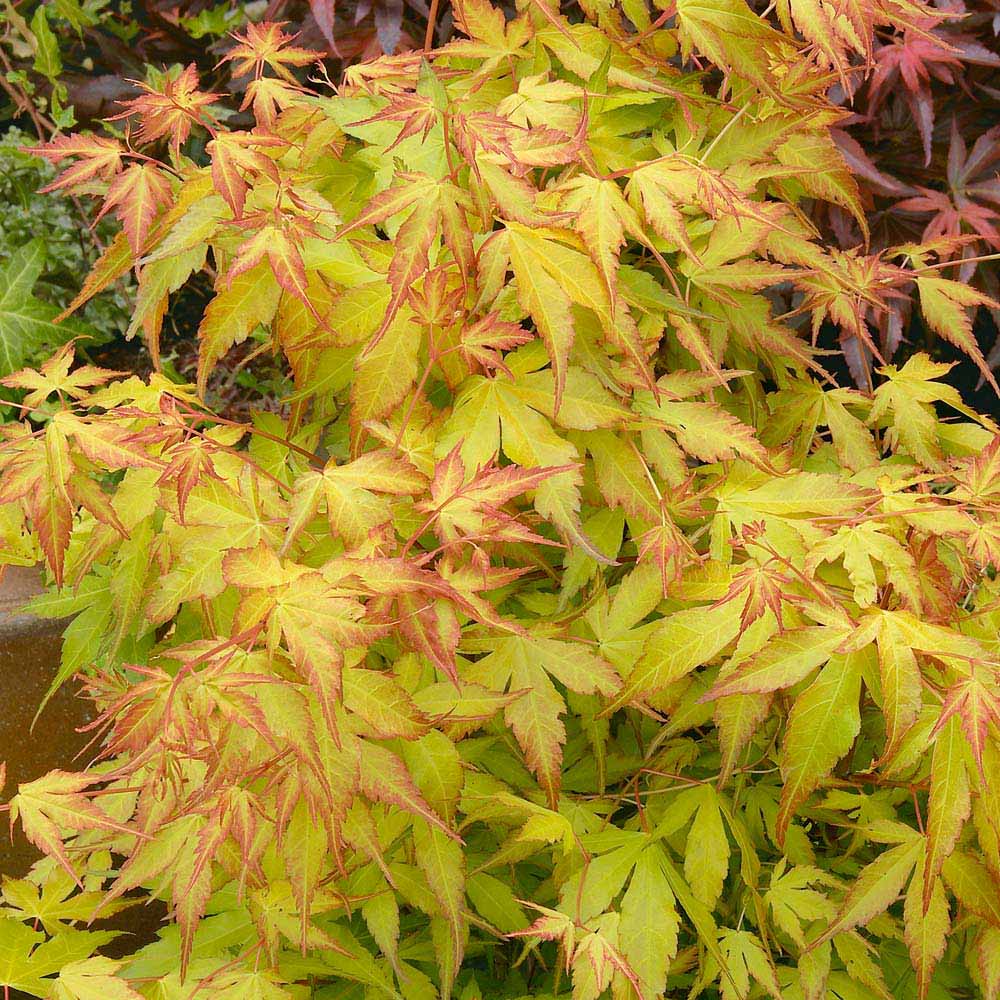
[{"left": 3, "top": 2, "right": 1000, "bottom": 999}]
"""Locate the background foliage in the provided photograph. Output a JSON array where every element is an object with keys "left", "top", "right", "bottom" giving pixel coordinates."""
[{"left": 1, "top": 0, "right": 1000, "bottom": 999}]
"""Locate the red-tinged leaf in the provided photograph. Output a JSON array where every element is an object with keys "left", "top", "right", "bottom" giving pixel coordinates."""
[
  {"left": 56, "top": 413, "right": 162, "bottom": 471},
  {"left": 395, "top": 593, "right": 462, "bottom": 684},
  {"left": 420, "top": 444, "right": 573, "bottom": 548},
  {"left": 628, "top": 163, "right": 700, "bottom": 261},
  {"left": 171, "top": 847, "right": 212, "bottom": 980},
  {"left": 704, "top": 627, "right": 851, "bottom": 701},
  {"left": 343, "top": 667, "right": 429, "bottom": 739},
  {"left": 109, "top": 65, "right": 219, "bottom": 157},
  {"left": 282, "top": 471, "right": 325, "bottom": 553},
  {"left": 274, "top": 578, "right": 370, "bottom": 732},
  {"left": 329, "top": 449, "right": 427, "bottom": 495},
  {"left": 976, "top": 927, "right": 1000, "bottom": 1000},
  {"left": 28, "top": 133, "right": 123, "bottom": 192},
  {"left": 916, "top": 276, "right": 1000, "bottom": 393},
  {"left": 223, "top": 542, "right": 285, "bottom": 590},
  {"left": 506, "top": 229, "right": 576, "bottom": 412},
  {"left": 636, "top": 519, "right": 698, "bottom": 597},
  {"left": 669, "top": 313, "right": 725, "bottom": 382},
  {"left": 10, "top": 771, "right": 141, "bottom": 885},
  {"left": 2, "top": 344, "right": 124, "bottom": 406},
  {"left": 460, "top": 315, "right": 533, "bottom": 375},
  {"left": 439, "top": 186, "right": 476, "bottom": 287},
  {"left": 96, "top": 164, "right": 173, "bottom": 256},
  {"left": 504, "top": 662, "right": 566, "bottom": 808},
  {"left": 931, "top": 676, "right": 1000, "bottom": 779},
  {"left": 653, "top": 399, "right": 771, "bottom": 466},
  {"left": 589, "top": 429, "right": 661, "bottom": 522},
  {"left": 158, "top": 439, "right": 223, "bottom": 524},
  {"left": 245, "top": 77, "right": 309, "bottom": 129},
  {"left": 337, "top": 174, "right": 438, "bottom": 241},
  {"left": 349, "top": 308, "right": 420, "bottom": 449},
  {"left": 366, "top": 197, "right": 440, "bottom": 356},
  {"left": 208, "top": 132, "right": 282, "bottom": 218},
  {"left": 223, "top": 22, "right": 322, "bottom": 81},
  {"left": 559, "top": 176, "right": 632, "bottom": 302},
  {"left": 810, "top": 839, "right": 921, "bottom": 948},
  {"left": 69, "top": 471, "right": 127, "bottom": 537},
  {"left": 31, "top": 479, "right": 72, "bottom": 588},
  {"left": 358, "top": 741, "right": 459, "bottom": 839},
  {"left": 229, "top": 226, "right": 311, "bottom": 308}
]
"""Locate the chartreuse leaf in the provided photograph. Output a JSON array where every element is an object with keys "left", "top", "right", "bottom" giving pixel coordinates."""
[
  {"left": 923, "top": 714, "right": 972, "bottom": 908},
  {"left": 0, "top": 921, "right": 118, "bottom": 999},
  {"left": 685, "top": 785, "right": 730, "bottom": 910},
  {"left": 776, "top": 649, "right": 865, "bottom": 844},
  {"left": 610, "top": 598, "right": 744, "bottom": 709},
  {"left": 904, "top": 856, "right": 950, "bottom": 1000},
  {"left": 717, "top": 928, "right": 782, "bottom": 1000},
  {"left": 811, "top": 838, "right": 921, "bottom": 948},
  {"left": 618, "top": 848, "right": 680, "bottom": 997},
  {"left": 51, "top": 957, "right": 144, "bottom": 1000},
  {"left": 0, "top": 919, "right": 60, "bottom": 997}
]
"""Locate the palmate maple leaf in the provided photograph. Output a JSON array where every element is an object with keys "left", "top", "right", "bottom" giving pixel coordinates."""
[
  {"left": 349, "top": 92, "right": 442, "bottom": 151},
  {"left": 458, "top": 314, "right": 533, "bottom": 377},
  {"left": 10, "top": 772, "right": 142, "bottom": 885},
  {"left": 797, "top": 248, "right": 911, "bottom": 382},
  {"left": 19, "top": 3, "right": 1000, "bottom": 995},
  {"left": 335, "top": 174, "right": 475, "bottom": 354},
  {"left": 227, "top": 213, "right": 319, "bottom": 309},
  {"left": 417, "top": 444, "right": 573, "bottom": 550},
  {"left": 26, "top": 134, "right": 124, "bottom": 193},
  {"left": 636, "top": 517, "right": 700, "bottom": 597},
  {"left": 930, "top": 672, "right": 1000, "bottom": 778},
  {"left": 447, "top": 0, "right": 533, "bottom": 63},
  {"left": 93, "top": 163, "right": 173, "bottom": 255},
  {"left": 284, "top": 449, "right": 426, "bottom": 552},
  {"left": 465, "top": 633, "right": 620, "bottom": 805},
  {"left": 896, "top": 123, "right": 1000, "bottom": 251},
  {"left": 327, "top": 556, "right": 476, "bottom": 681},
  {"left": 240, "top": 77, "right": 312, "bottom": 130},
  {"left": 451, "top": 109, "right": 583, "bottom": 175},
  {"left": 51, "top": 958, "right": 146, "bottom": 1000},
  {"left": 208, "top": 132, "right": 284, "bottom": 218},
  {"left": 868, "top": 29, "right": 1000, "bottom": 165},
  {"left": 221, "top": 22, "right": 322, "bottom": 82},
  {"left": 224, "top": 545, "right": 384, "bottom": 736},
  {"left": 1, "top": 342, "right": 123, "bottom": 407},
  {"left": 109, "top": 65, "right": 220, "bottom": 157}
]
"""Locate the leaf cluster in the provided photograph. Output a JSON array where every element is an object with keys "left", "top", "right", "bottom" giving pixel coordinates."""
[{"left": 4, "top": 3, "right": 1000, "bottom": 1000}]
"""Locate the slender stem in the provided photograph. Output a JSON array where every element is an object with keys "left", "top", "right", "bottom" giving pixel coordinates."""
[
  {"left": 425, "top": 0, "right": 442, "bottom": 50},
  {"left": 911, "top": 252, "right": 1000, "bottom": 273},
  {"left": 699, "top": 103, "right": 749, "bottom": 164}
]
